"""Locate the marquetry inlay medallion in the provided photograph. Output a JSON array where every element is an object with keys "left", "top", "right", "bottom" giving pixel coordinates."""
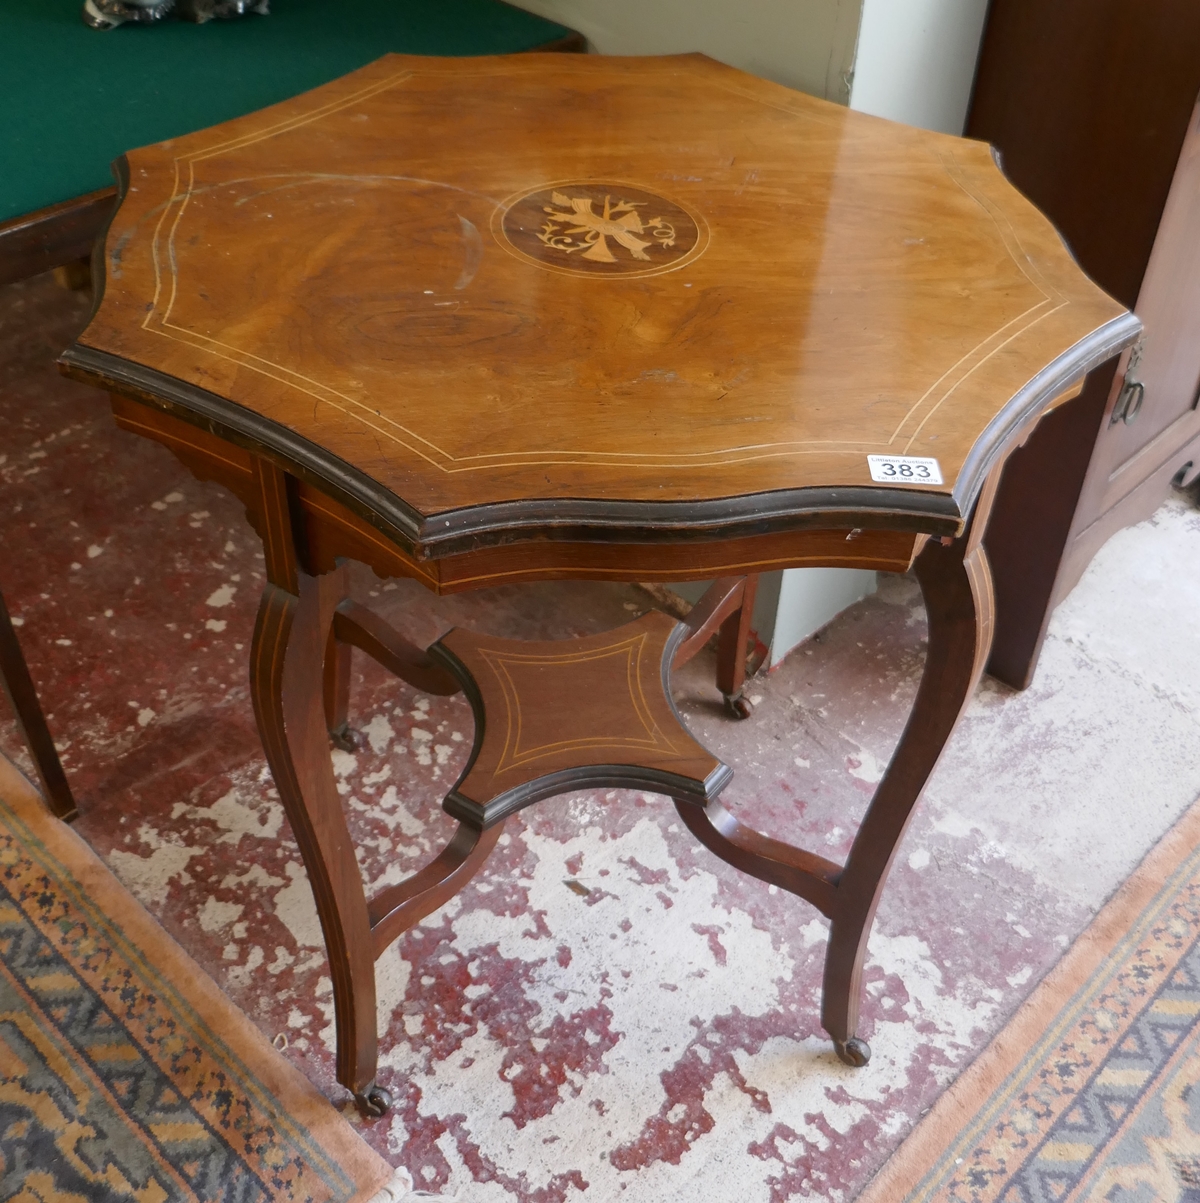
[{"left": 495, "top": 181, "right": 708, "bottom": 278}]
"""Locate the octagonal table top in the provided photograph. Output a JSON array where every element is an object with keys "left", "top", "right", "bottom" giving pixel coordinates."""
[{"left": 63, "top": 52, "right": 1137, "bottom": 555}]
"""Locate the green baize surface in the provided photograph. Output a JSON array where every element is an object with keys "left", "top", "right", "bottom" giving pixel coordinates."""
[{"left": 0, "top": 0, "right": 572, "bottom": 221}]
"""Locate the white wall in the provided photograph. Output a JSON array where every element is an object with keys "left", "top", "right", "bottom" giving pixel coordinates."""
[
  {"left": 850, "top": 0, "right": 989, "bottom": 134},
  {"left": 512, "top": 0, "right": 863, "bottom": 103},
  {"left": 769, "top": 569, "right": 877, "bottom": 667}
]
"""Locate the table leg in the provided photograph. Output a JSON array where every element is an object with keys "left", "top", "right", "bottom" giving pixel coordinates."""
[
  {"left": 0, "top": 587, "right": 78, "bottom": 821},
  {"left": 717, "top": 573, "right": 759, "bottom": 718},
  {"left": 822, "top": 532, "right": 994, "bottom": 1064},
  {"left": 323, "top": 627, "right": 357, "bottom": 752},
  {"left": 247, "top": 460, "right": 503, "bottom": 1115},
  {"left": 252, "top": 564, "right": 508, "bottom": 1115},
  {"left": 674, "top": 533, "right": 993, "bottom": 1065},
  {"left": 251, "top": 565, "right": 387, "bottom": 1111}
]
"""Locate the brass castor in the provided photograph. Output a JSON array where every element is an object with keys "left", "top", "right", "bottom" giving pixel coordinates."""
[
  {"left": 354, "top": 1083, "right": 393, "bottom": 1118},
  {"left": 834, "top": 1037, "right": 871, "bottom": 1067},
  {"left": 329, "top": 723, "right": 364, "bottom": 753},
  {"left": 723, "top": 691, "right": 754, "bottom": 720}
]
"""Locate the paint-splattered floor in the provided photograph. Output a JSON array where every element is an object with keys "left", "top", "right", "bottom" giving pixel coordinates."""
[{"left": 3, "top": 271, "right": 1199, "bottom": 1202}]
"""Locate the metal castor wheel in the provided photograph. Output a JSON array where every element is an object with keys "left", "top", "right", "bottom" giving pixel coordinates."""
[
  {"left": 833, "top": 1037, "right": 871, "bottom": 1067},
  {"left": 354, "top": 1083, "right": 393, "bottom": 1118},
  {"left": 723, "top": 692, "right": 754, "bottom": 720},
  {"left": 329, "top": 723, "right": 364, "bottom": 753}
]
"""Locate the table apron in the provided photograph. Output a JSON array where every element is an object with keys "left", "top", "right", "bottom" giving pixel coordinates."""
[{"left": 108, "top": 393, "right": 928, "bottom": 588}]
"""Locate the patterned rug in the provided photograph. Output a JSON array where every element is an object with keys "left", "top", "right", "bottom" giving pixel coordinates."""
[
  {"left": 0, "top": 752, "right": 401, "bottom": 1203},
  {"left": 858, "top": 792, "right": 1200, "bottom": 1203}
]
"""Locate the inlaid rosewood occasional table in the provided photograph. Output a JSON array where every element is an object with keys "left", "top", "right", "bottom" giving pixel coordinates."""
[{"left": 59, "top": 53, "right": 1137, "bottom": 1116}]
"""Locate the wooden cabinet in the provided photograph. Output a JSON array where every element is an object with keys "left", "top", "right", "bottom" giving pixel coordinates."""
[
  {"left": 968, "top": 1, "right": 1200, "bottom": 688},
  {"left": 1069, "top": 109, "right": 1200, "bottom": 565}
]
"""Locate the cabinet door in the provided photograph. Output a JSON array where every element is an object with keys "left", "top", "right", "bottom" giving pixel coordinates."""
[
  {"left": 1085, "top": 95, "right": 1200, "bottom": 517},
  {"left": 967, "top": 0, "right": 1200, "bottom": 310}
]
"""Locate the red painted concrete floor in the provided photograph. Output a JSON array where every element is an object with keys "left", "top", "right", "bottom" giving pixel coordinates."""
[{"left": 3, "top": 272, "right": 1200, "bottom": 1202}]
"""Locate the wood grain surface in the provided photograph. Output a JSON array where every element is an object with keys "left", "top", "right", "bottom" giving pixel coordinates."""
[
  {"left": 434, "top": 611, "right": 731, "bottom": 829},
  {"left": 64, "top": 52, "right": 1136, "bottom": 554}
]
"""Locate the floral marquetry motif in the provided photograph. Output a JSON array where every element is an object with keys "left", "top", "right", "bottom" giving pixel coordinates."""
[{"left": 497, "top": 182, "right": 707, "bottom": 277}]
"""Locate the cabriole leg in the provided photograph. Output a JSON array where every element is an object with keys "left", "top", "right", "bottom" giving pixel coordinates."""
[
  {"left": 821, "top": 533, "right": 995, "bottom": 1065},
  {"left": 251, "top": 564, "right": 384, "bottom": 1109}
]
